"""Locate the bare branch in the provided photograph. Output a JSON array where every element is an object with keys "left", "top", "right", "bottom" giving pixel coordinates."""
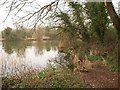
[
  {"left": 3, "top": 0, "right": 14, "bottom": 23},
  {"left": 1, "top": 0, "right": 62, "bottom": 29}
]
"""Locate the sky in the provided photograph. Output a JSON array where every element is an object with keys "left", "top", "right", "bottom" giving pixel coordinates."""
[{"left": 0, "top": 0, "right": 119, "bottom": 31}]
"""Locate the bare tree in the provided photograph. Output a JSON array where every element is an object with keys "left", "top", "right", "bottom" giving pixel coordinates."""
[
  {"left": 1, "top": 0, "right": 119, "bottom": 29},
  {"left": 0, "top": 0, "right": 61, "bottom": 28}
]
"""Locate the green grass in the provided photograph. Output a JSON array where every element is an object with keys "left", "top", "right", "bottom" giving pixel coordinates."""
[
  {"left": 2, "top": 68, "right": 84, "bottom": 88},
  {"left": 106, "top": 59, "right": 118, "bottom": 71},
  {"left": 87, "top": 54, "right": 103, "bottom": 61}
]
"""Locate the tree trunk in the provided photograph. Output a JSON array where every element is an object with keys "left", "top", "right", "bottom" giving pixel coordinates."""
[
  {"left": 105, "top": 1, "right": 120, "bottom": 30},
  {"left": 105, "top": 1, "right": 120, "bottom": 73}
]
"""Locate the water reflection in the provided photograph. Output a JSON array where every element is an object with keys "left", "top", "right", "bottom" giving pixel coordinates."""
[
  {"left": 48, "top": 52, "right": 74, "bottom": 71},
  {"left": 33, "top": 41, "right": 58, "bottom": 55},
  {"left": 1, "top": 40, "right": 118, "bottom": 77},
  {"left": 1, "top": 40, "right": 58, "bottom": 76},
  {"left": 2, "top": 41, "right": 32, "bottom": 56}
]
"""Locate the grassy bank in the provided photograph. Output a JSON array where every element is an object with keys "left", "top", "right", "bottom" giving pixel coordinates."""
[{"left": 2, "top": 67, "right": 84, "bottom": 89}]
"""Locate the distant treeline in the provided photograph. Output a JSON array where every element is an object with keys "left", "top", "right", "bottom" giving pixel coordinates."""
[
  {"left": 2, "top": 27, "right": 32, "bottom": 41},
  {"left": 2, "top": 26, "right": 58, "bottom": 41}
]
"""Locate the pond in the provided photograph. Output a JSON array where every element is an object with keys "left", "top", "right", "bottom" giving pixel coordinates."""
[
  {"left": 1, "top": 40, "right": 118, "bottom": 78},
  {"left": 0, "top": 40, "right": 59, "bottom": 76}
]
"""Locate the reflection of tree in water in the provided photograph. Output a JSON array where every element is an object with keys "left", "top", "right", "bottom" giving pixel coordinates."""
[
  {"left": 49, "top": 52, "right": 74, "bottom": 71},
  {"left": 2, "top": 42, "right": 13, "bottom": 54},
  {"left": 33, "top": 41, "right": 45, "bottom": 55},
  {"left": 45, "top": 41, "right": 57, "bottom": 51},
  {"left": 2, "top": 41, "right": 32, "bottom": 57},
  {"left": 3, "top": 40, "right": 58, "bottom": 57},
  {"left": 33, "top": 40, "right": 58, "bottom": 55}
]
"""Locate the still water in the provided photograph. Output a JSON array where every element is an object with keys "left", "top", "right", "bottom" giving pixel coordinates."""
[{"left": 0, "top": 41, "right": 59, "bottom": 76}]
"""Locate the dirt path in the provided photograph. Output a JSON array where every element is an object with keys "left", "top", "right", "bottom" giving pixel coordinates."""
[{"left": 80, "top": 61, "right": 119, "bottom": 88}]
